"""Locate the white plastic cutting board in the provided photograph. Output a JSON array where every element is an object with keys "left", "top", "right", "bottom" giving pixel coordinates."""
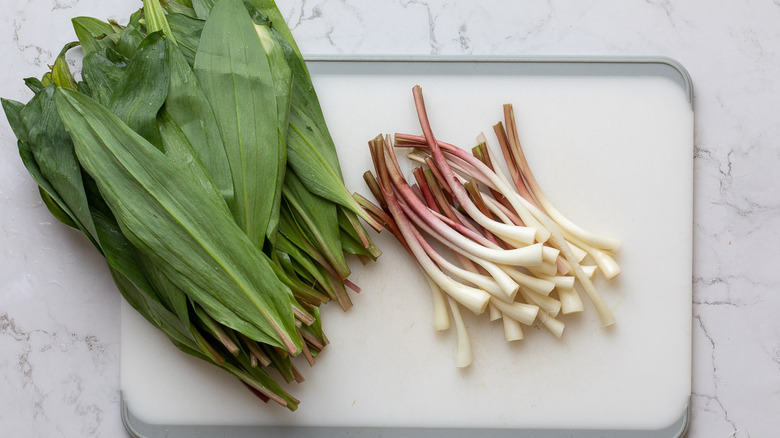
[{"left": 121, "top": 60, "right": 693, "bottom": 432}]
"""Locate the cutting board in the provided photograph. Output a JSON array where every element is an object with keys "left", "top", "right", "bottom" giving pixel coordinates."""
[{"left": 121, "top": 58, "right": 693, "bottom": 436}]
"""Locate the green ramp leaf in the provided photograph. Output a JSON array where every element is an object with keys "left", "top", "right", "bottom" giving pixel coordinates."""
[
  {"left": 115, "top": 10, "right": 145, "bottom": 59},
  {"left": 194, "top": 0, "right": 287, "bottom": 247},
  {"left": 19, "top": 86, "right": 98, "bottom": 243},
  {"left": 72, "top": 17, "right": 118, "bottom": 57},
  {"left": 244, "top": 1, "right": 381, "bottom": 231},
  {"left": 165, "top": 41, "right": 233, "bottom": 204},
  {"left": 143, "top": 0, "right": 177, "bottom": 44},
  {"left": 51, "top": 42, "right": 79, "bottom": 90},
  {"left": 192, "top": 0, "right": 216, "bottom": 19},
  {"left": 167, "top": 13, "right": 204, "bottom": 66},
  {"left": 81, "top": 47, "right": 129, "bottom": 107},
  {"left": 157, "top": 109, "right": 232, "bottom": 212},
  {"left": 109, "top": 31, "right": 170, "bottom": 150},
  {"left": 282, "top": 169, "right": 349, "bottom": 279},
  {"left": 55, "top": 88, "right": 301, "bottom": 354}
]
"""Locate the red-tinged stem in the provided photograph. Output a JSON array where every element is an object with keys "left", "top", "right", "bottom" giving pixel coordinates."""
[
  {"left": 363, "top": 171, "right": 389, "bottom": 211},
  {"left": 266, "top": 320, "right": 299, "bottom": 356},
  {"left": 389, "top": 166, "right": 485, "bottom": 245},
  {"left": 359, "top": 207, "right": 385, "bottom": 231},
  {"left": 473, "top": 143, "right": 517, "bottom": 212},
  {"left": 291, "top": 364, "right": 305, "bottom": 383},
  {"left": 411, "top": 148, "right": 493, "bottom": 189},
  {"left": 358, "top": 195, "right": 398, "bottom": 236},
  {"left": 445, "top": 153, "right": 492, "bottom": 188},
  {"left": 464, "top": 180, "right": 502, "bottom": 247},
  {"left": 396, "top": 134, "right": 504, "bottom": 185},
  {"left": 503, "top": 104, "right": 620, "bottom": 252},
  {"left": 477, "top": 140, "right": 522, "bottom": 213},
  {"left": 447, "top": 206, "right": 497, "bottom": 247},
  {"left": 398, "top": 178, "right": 536, "bottom": 274},
  {"left": 491, "top": 122, "right": 521, "bottom": 188},
  {"left": 292, "top": 306, "right": 316, "bottom": 326},
  {"left": 353, "top": 192, "right": 387, "bottom": 223},
  {"left": 401, "top": 132, "right": 534, "bottom": 208},
  {"left": 492, "top": 192, "right": 515, "bottom": 216},
  {"left": 396, "top": 134, "right": 502, "bottom": 194},
  {"left": 344, "top": 278, "right": 361, "bottom": 293},
  {"left": 465, "top": 180, "right": 492, "bottom": 219},
  {"left": 329, "top": 274, "right": 353, "bottom": 311},
  {"left": 240, "top": 334, "right": 272, "bottom": 367},
  {"left": 400, "top": 141, "right": 497, "bottom": 193},
  {"left": 353, "top": 204, "right": 384, "bottom": 233},
  {"left": 396, "top": 131, "right": 549, "bottom": 243},
  {"left": 422, "top": 156, "right": 453, "bottom": 197},
  {"left": 421, "top": 207, "right": 482, "bottom": 246},
  {"left": 345, "top": 209, "right": 373, "bottom": 247},
  {"left": 364, "top": 197, "right": 419, "bottom": 260},
  {"left": 493, "top": 122, "right": 538, "bottom": 206},
  {"left": 354, "top": 192, "right": 414, "bottom": 257},
  {"left": 397, "top": 195, "right": 536, "bottom": 301},
  {"left": 395, "top": 190, "right": 541, "bottom": 269},
  {"left": 413, "top": 167, "right": 439, "bottom": 213},
  {"left": 309, "top": 249, "right": 342, "bottom": 285},
  {"left": 472, "top": 142, "right": 495, "bottom": 171},
  {"left": 379, "top": 134, "right": 540, "bottom": 265},
  {"left": 367, "top": 135, "right": 382, "bottom": 180},
  {"left": 300, "top": 335, "right": 316, "bottom": 367},
  {"left": 376, "top": 142, "right": 490, "bottom": 313},
  {"left": 300, "top": 328, "right": 326, "bottom": 350},
  {"left": 212, "top": 322, "right": 240, "bottom": 356},
  {"left": 423, "top": 168, "right": 456, "bottom": 220},
  {"left": 405, "top": 216, "right": 506, "bottom": 298},
  {"left": 241, "top": 382, "right": 271, "bottom": 403},
  {"left": 193, "top": 328, "right": 226, "bottom": 366},
  {"left": 379, "top": 218, "right": 416, "bottom": 258},
  {"left": 380, "top": 136, "right": 474, "bottom": 247},
  {"left": 237, "top": 374, "right": 290, "bottom": 407},
  {"left": 375, "top": 136, "right": 394, "bottom": 192},
  {"left": 410, "top": 184, "right": 425, "bottom": 203},
  {"left": 412, "top": 160, "right": 503, "bottom": 248}
]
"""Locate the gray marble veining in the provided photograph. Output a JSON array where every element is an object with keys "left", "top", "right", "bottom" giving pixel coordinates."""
[{"left": 2, "top": 0, "right": 779, "bottom": 436}]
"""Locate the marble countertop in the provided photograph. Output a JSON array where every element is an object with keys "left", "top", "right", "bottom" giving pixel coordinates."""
[{"left": 1, "top": 1, "right": 778, "bottom": 436}]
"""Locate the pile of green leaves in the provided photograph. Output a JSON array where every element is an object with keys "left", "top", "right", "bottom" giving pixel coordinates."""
[{"left": 2, "top": 0, "right": 381, "bottom": 411}]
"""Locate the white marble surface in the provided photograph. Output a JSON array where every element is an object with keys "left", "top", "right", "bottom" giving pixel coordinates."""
[{"left": 0, "top": 0, "right": 778, "bottom": 437}]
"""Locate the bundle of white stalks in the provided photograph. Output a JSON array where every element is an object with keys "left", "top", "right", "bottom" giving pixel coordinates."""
[{"left": 357, "top": 85, "right": 621, "bottom": 367}]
